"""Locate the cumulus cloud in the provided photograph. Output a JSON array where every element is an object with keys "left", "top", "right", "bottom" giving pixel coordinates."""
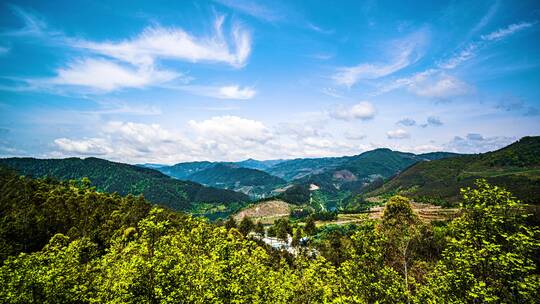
[
  {"left": 444, "top": 133, "right": 515, "bottom": 153},
  {"left": 52, "top": 117, "right": 375, "bottom": 163},
  {"left": 387, "top": 128, "right": 410, "bottom": 139},
  {"left": 189, "top": 116, "right": 273, "bottom": 143},
  {"left": 332, "top": 28, "right": 428, "bottom": 87},
  {"left": 54, "top": 138, "right": 112, "bottom": 155},
  {"left": 420, "top": 116, "right": 443, "bottom": 128},
  {"left": 330, "top": 101, "right": 376, "bottom": 121},
  {"left": 54, "top": 121, "right": 198, "bottom": 163},
  {"left": 481, "top": 21, "right": 536, "bottom": 41},
  {"left": 397, "top": 118, "right": 416, "bottom": 126},
  {"left": 495, "top": 95, "right": 540, "bottom": 117}
]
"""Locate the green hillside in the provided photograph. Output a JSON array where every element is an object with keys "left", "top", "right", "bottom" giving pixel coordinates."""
[
  {"left": 265, "top": 156, "right": 349, "bottom": 181},
  {"left": 0, "top": 157, "right": 250, "bottom": 211},
  {"left": 279, "top": 149, "right": 460, "bottom": 208},
  {"left": 1, "top": 166, "right": 537, "bottom": 303},
  {"left": 366, "top": 136, "right": 540, "bottom": 205},
  {"left": 187, "top": 163, "right": 286, "bottom": 198}
]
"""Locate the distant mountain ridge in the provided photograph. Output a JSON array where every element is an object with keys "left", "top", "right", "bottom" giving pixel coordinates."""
[
  {"left": 0, "top": 157, "right": 250, "bottom": 212},
  {"left": 365, "top": 136, "right": 540, "bottom": 205},
  {"left": 155, "top": 161, "right": 285, "bottom": 198},
  {"left": 155, "top": 149, "right": 461, "bottom": 206}
]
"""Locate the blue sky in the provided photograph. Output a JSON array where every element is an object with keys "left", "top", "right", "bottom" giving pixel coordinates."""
[{"left": 0, "top": 0, "right": 539, "bottom": 163}]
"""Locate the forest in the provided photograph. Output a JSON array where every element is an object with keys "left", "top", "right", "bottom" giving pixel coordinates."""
[{"left": 0, "top": 166, "right": 538, "bottom": 303}]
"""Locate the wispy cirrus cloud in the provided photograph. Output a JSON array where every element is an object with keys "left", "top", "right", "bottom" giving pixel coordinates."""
[
  {"left": 374, "top": 19, "right": 535, "bottom": 99},
  {"left": 170, "top": 84, "right": 257, "bottom": 100},
  {"left": 2, "top": 7, "right": 253, "bottom": 94},
  {"left": 214, "top": 0, "right": 282, "bottom": 22},
  {"left": 332, "top": 28, "right": 429, "bottom": 87},
  {"left": 439, "top": 21, "right": 536, "bottom": 70},
  {"left": 75, "top": 15, "right": 251, "bottom": 68},
  {"left": 481, "top": 21, "right": 536, "bottom": 41},
  {"left": 34, "top": 58, "right": 180, "bottom": 92}
]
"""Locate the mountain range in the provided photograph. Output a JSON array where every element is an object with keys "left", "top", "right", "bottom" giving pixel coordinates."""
[
  {"left": 1, "top": 136, "right": 538, "bottom": 218},
  {"left": 153, "top": 149, "right": 460, "bottom": 208}
]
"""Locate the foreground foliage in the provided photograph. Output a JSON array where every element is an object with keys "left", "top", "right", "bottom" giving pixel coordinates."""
[{"left": 0, "top": 167, "right": 538, "bottom": 303}]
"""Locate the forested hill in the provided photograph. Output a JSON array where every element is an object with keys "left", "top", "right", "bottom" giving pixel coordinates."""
[
  {"left": 367, "top": 136, "right": 540, "bottom": 204},
  {"left": 0, "top": 164, "right": 537, "bottom": 303},
  {"left": 275, "top": 149, "right": 460, "bottom": 206},
  {"left": 187, "top": 163, "right": 286, "bottom": 197},
  {"left": 0, "top": 157, "right": 250, "bottom": 211}
]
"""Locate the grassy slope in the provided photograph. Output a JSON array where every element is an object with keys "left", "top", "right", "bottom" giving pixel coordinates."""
[{"left": 367, "top": 136, "right": 540, "bottom": 204}]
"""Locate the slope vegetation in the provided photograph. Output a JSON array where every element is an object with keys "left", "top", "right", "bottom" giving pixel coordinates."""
[
  {"left": 367, "top": 136, "right": 540, "bottom": 204},
  {"left": 0, "top": 157, "right": 250, "bottom": 211}
]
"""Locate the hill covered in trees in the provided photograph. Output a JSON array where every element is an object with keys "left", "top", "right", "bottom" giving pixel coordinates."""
[
  {"left": 0, "top": 166, "right": 537, "bottom": 303},
  {"left": 187, "top": 163, "right": 286, "bottom": 198},
  {"left": 366, "top": 136, "right": 540, "bottom": 205},
  {"left": 0, "top": 157, "right": 249, "bottom": 212},
  {"left": 157, "top": 162, "right": 286, "bottom": 198}
]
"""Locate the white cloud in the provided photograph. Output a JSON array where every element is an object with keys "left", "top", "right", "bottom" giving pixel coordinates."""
[
  {"left": 385, "top": 70, "right": 472, "bottom": 99},
  {"left": 3, "top": 5, "right": 48, "bottom": 37},
  {"left": 333, "top": 50, "right": 412, "bottom": 87},
  {"left": 171, "top": 84, "right": 256, "bottom": 100},
  {"left": 387, "top": 129, "right": 410, "bottom": 139},
  {"left": 76, "top": 15, "right": 251, "bottom": 68},
  {"left": 481, "top": 21, "right": 535, "bottom": 41},
  {"left": 332, "top": 28, "right": 428, "bottom": 87},
  {"left": 54, "top": 138, "right": 112, "bottom": 155},
  {"left": 330, "top": 101, "right": 376, "bottom": 121},
  {"left": 410, "top": 73, "right": 471, "bottom": 98},
  {"left": 189, "top": 116, "right": 273, "bottom": 143},
  {"left": 51, "top": 117, "right": 375, "bottom": 163},
  {"left": 438, "top": 43, "right": 478, "bottom": 69},
  {"left": 437, "top": 21, "right": 535, "bottom": 70},
  {"left": 6, "top": 11, "right": 252, "bottom": 93},
  {"left": 218, "top": 85, "right": 256, "bottom": 99},
  {"left": 321, "top": 87, "right": 344, "bottom": 98},
  {"left": 40, "top": 58, "right": 179, "bottom": 91}
]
